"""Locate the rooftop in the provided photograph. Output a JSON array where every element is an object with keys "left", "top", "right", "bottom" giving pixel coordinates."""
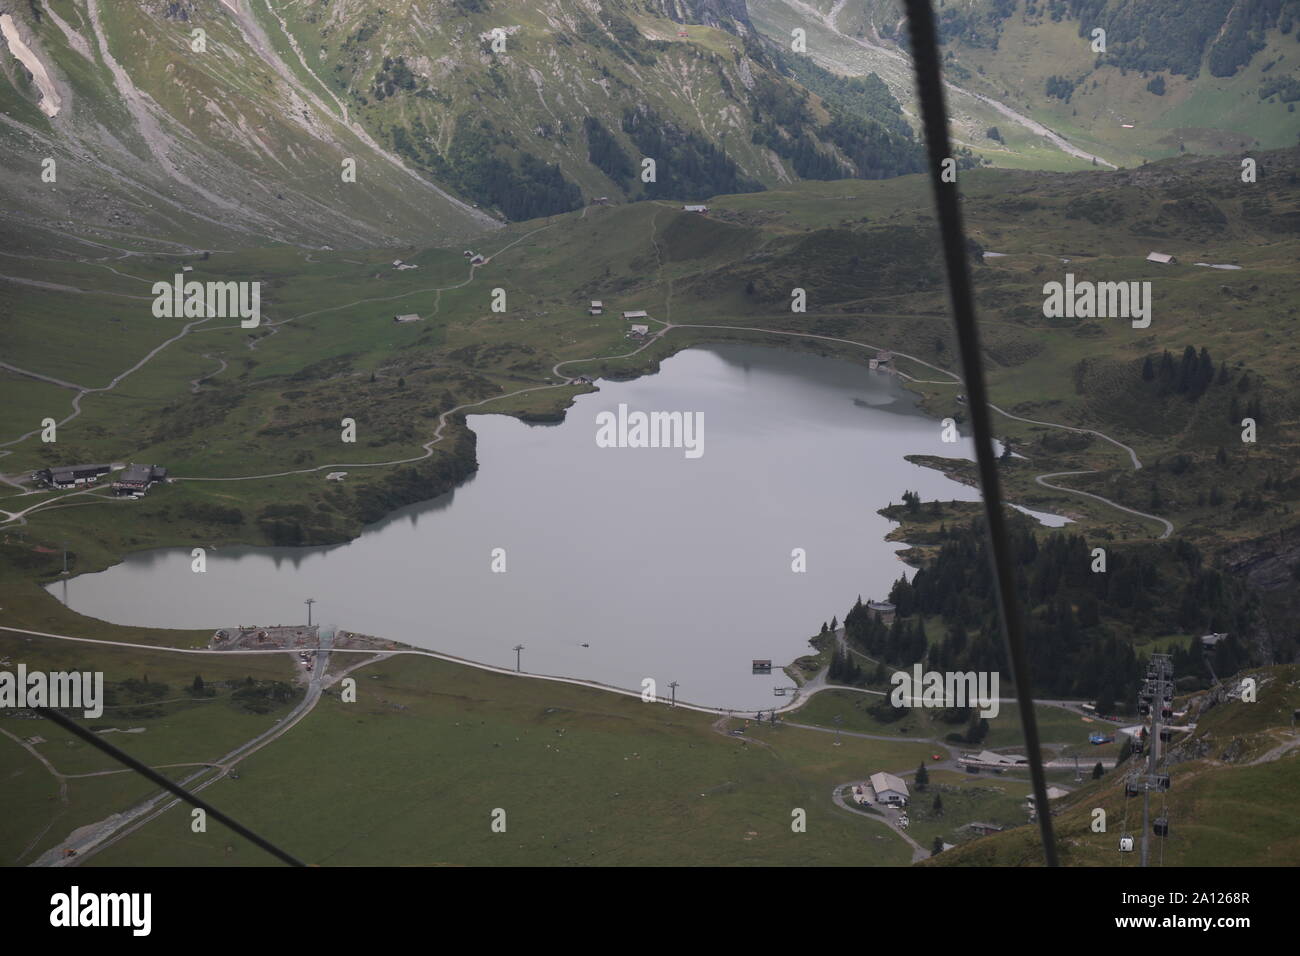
[{"left": 869, "top": 771, "right": 909, "bottom": 797}]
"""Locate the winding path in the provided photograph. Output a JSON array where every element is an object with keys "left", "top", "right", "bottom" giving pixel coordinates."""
[{"left": 2, "top": 210, "right": 1170, "bottom": 541}]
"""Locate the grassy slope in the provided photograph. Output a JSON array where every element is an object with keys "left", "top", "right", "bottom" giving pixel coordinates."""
[
  {"left": 75, "top": 653, "right": 930, "bottom": 866},
  {"left": 0, "top": 631, "right": 297, "bottom": 864}
]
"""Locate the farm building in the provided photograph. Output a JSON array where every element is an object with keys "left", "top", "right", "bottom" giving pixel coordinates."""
[
  {"left": 628, "top": 324, "right": 649, "bottom": 337},
  {"left": 113, "top": 463, "right": 167, "bottom": 495},
  {"left": 869, "top": 771, "right": 910, "bottom": 807},
  {"left": 393, "top": 313, "right": 422, "bottom": 323},
  {"left": 1146, "top": 251, "right": 1176, "bottom": 264},
  {"left": 683, "top": 204, "right": 708, "bottom": 213},
  {"left": 34, "top": 464, "right": 111, "bottom": 488},
  {"left": 590, "top": 300, "right": 603, "bottom": 315},
  {"left": 470, "top": 254, "right": 486, "bottom": 265},
  {"left": 622, "top": 310, "right": 648, "bottom": 320}
]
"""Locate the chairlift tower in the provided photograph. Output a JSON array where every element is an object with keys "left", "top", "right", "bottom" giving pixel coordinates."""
[{"left": 1124, "top": 652, "right": 1174, "bottom": 866}]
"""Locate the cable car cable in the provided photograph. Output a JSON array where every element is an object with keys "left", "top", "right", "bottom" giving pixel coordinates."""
[
  {"left": 34, "top": 704, "right": 306, "bottom": 867},
  {"left": 901, "top": 0, "right": 1059, "bottom": 866}
]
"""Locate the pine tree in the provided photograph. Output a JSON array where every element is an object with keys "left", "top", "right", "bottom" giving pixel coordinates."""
[
  {"left": 915, "top": 762, "right": 929, "bottom": 792},
  {"left": 932, "top": 793, "right": 943, "bottom": 815},
  {"left": 1092, "top": 762, "right": 1104, "bottom": 779},
  {"left": 931, "top": 836, "right": 944, "bottom": 856}
]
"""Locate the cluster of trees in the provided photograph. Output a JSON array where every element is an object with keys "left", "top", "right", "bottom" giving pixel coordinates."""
[
  {"left": 745, "top": 68, "right": 923, "bottom": 182},
  {"left": 1139, "top": 348, "right": 1267, "bottom": 424},
  {"left": 839, "top": 513, "right": 1254, "bottom": 710},
  {"left": 620, "top": 106, "right": 764, "bottom": 200},
  {"left": 1259, "top": 74, "right": 1300, "bottom": 104},
  {"left": 584, "top": 116, "right": 634, "bottom": 186},
  {"left": 232, "top": 678, "right": 299, "bottom": 714},
  {"left": 783, "top": 64, "right": 914, "bottom": 141},
  {"left": 446, "top": 116, "right": 582, "bottom": 220},
  {"left": 936, "top": 0, "right": 1016, "bottom": 48},
  {"left": 391, "top": 115, "right": 583, "bottom": 220},
  {"left": 1045, "top": 74, "right": 1080, "bottom": 101},
  {"left": 743, "top": 33, "right": 924, "bottom": 181},
  {"left": 1065, "top": 0, "right": 1285, "bottom": 78},
  {"left": 751, "top": 126, "right": 844, "bottom": 180},
  {"left": 1140, "top": 345, "right": 1220, "bottom": 399},
  {"left": 826, "top": 644, "right": 868, "bottom": 684},
  {"left": 372, "top": 56, "right": 417, "bottom": 100}
]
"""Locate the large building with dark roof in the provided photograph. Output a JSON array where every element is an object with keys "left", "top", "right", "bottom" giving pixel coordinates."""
[
  {"left": 112, "top": 464, "right": 168, "bottom": 495},
  {"left": 33, "top": 464, "right": 111, "bottom": 488}
]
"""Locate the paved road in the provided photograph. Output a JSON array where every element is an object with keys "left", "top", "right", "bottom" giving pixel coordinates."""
[
  {"left": 34, "top": 630, "right": 344, "bottom": 866},
  {"left": 830, "top": 781, "right": 929, "bottom": 863}
]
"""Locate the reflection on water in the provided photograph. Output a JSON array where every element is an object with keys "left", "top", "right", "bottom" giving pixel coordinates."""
[{"left": 54, "top": 344, "right": 994, "bottom": 710}]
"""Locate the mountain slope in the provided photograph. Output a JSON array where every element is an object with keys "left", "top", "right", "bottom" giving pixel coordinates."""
[
  {"left": 0, "top": 0, "right": 497, "bottom": 255},
  {"left": 0, "top": 0, "right": 928, "bottom": 255},
  {"left": 812, "top": 0, "right": 1300, "bottom": 167}
]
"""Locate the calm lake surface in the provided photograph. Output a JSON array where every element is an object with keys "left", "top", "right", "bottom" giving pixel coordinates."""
[{"left": 54, "top": 344, "right": 1061, "bottom": 710}]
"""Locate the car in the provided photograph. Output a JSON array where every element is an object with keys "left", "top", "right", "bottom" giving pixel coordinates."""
[{"left": 931, "top": 753, "right": 942, "bottom": 760}]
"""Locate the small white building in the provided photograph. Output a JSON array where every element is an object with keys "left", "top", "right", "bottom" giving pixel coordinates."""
[
  {"left": 629, "top": 324, "right": 649, "bottom": 337},
  {"left": 1201, "top": 632, "right": 1228, "bottom": 647},
  {"left": 1146, "top": 251, "right": 1176, "bottom": 264},
  {"left": 869, "top": 771, "right": 910, "bottom": 807},
  {"left": 394, "top": 313, "right": 422, "bottom": 323},
  {"left": 471, "top": 254, "right": 486, "bottom": 265},
  {"left": 325, "top": 472, "right": 348, "bottom": 482},
  {"left": 590, "top": 300, "right": 603, "bottom": 315},
  {"left": 623, "top": 310, "right": 648, "bottom": 320},
  {"left": 683, "top": 204, "right": 708, "bottom": 213}
]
